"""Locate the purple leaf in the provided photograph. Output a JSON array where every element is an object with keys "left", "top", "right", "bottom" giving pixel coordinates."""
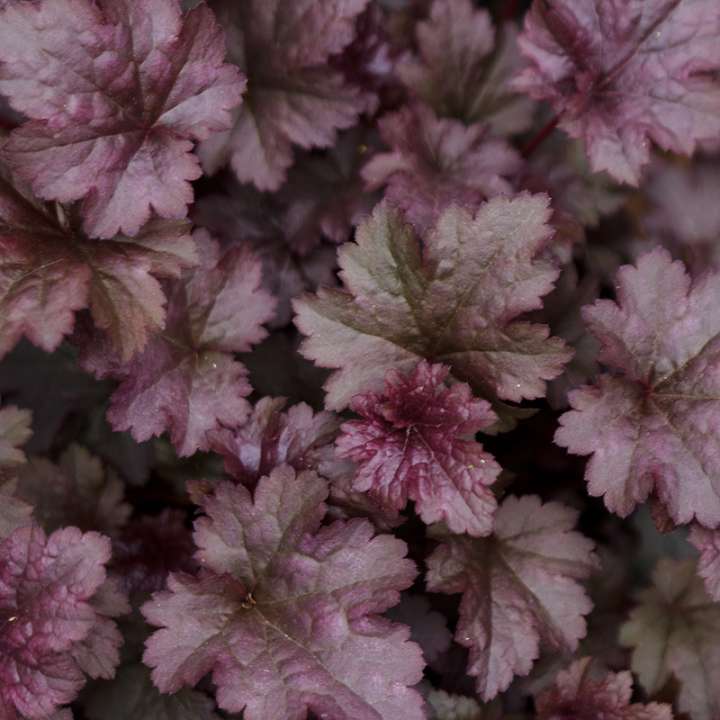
[
  {"left": 0, "top": 0, "right": 245, "bottom": 238},
  {"left": 337, "top": 360, "right": 500, "bottom": 536},
  {"left": 515, "top": 0, "right": 720, "bottom": 184},
  {"left": 426, "top": 495, "right": 598, "bottom": 699},
  {"left": 142, "top": 466, "right": 425, "bottom": 719},
  {"left": 556, "top": 249, "right": 720, "bottom": 528},
  {"left": 199, "top": 0, "right": 372, "bottom": 191},
  {"left": 295, "top": 197, "right": 571, "bottom": 414}
]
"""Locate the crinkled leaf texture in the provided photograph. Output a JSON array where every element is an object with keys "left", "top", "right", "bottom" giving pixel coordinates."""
[
  {"left": 84, "top": 665, "right": 219, "bottom": 720},
  {"left": 0, "top": 167, "right": 197, "bottom": 361},
  {"left": 84, "top": 231, "right": 275, "bottom": 456},
  {"left": 0, "top": 524, "right": 123, "bottom": 719},
  {"left": 362, "top": 104, "right": 522, "bottom": 233},
  {"left": 397, "top": 0, "right": 534, "bottom": 134},
  {"left": 426, "top": 495, "right": 598, "bottom": 700},
  {"left": 620, "top": 558, "right": 720, "bottom": 720},
  {"left": 142, "top": 466, "right": 425, "bottom": 720},
  {"left": 337, "top": 361, "right": 500, "bottom": 536},
  {"left": 0, "top": 404, "right": 32, "bottom": 539},
  {"left": 294, "top": 197, "right": 571, "bottom": 416},
  {"left": 536, "top": 657, "right": 673, "bottom": 720},
  {"left": 514, "top": 0, "right": 720, "bottom": 184},
  {"left": 556, "top": 249, "right": 720, "bottom": 528},
  {"left": 689, "top": 525, "right": 720, "bottom": 601},
  {"left": 208, "top": 396, "right": 341, "bottom": 486},
  {"left": 0, "top": 0, "right": 245, "bottom": 238},
  {"left": 199, "top": 0, "right": 372, "bottom": 191},
  {"left": 15, "top": 444, "right": 130, "bottom": 535}
]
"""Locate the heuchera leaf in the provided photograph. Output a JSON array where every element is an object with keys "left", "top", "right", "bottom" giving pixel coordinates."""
[
  {"left": 620, "top": 558, "right": 720, "bottom": 720},
  {"left": 514, "top": 0, "right": 720, "bottom": 185},
  {"left": 362, "top": 104, "right": 522, "bottom": 233},
  {"left": 0, "top": 167, "right": 197, "bottom": 362},
  {"left": 15, "top": 444, "right": 130, "bottom": 535},
  {"left": 0, "top": 404, "right": 33, "bottom": 540},
  {"left": 294, "top": 196, "right": 571, "bottom": 412},
  {"left": 336, "top": 361, "right": 500, "bottom": 536},
  {"left": 0, "top": 524, "right": 121, "bottom": 719},
  {"left": 199, "top": 0, "right": 372, "bottom": 191},
  {"left": 84, "top": 665, "right": 219, "bottom": 720},
  {"left": 397, "top": 0, "right": 534, "bottom": 134},
  {"left": 688, "top": 525, "right": 720, "bottom": 601},
  {"left": 0, "top": 0, "right": 245, "bottom": 238},
  {"left": 142, "top": 466, "right": 425, "bottom": 719},
  {"left": 385, "top": 594, "right": 452, "bottom": 665},
  {"left": 535, "top": 657, "right": 673, "bottom": 720},
  {"left": 84, "top": 230, "right": 276, "bottom": 456},
  {"left": 555, "top": 249, "right": 720, "bottom": 528},
  {"left": 208, "top": 396, "right": 341, "bottom": 486},
  {"left": 426, "top": 495, "right": 598, "bottom": 700}
]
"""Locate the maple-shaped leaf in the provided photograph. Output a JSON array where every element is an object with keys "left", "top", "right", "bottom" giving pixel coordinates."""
[
  {"left": 555, "top": 249, "right": 720, "bottom": 528},
  {"left": 294, "top": 197, "right": 571, "bottom": 414},
  {"left": 337, "top": 361, "right": 500, "bottom": 535},
  {"left": 689, "top": 525, "right": 720, "bottom": 601},
  {"left": 84, "top": 230, "right": 275, "bottom": 456},
  {"left": 362, "top": 104, "right": 522, "bottom": 233},
  {"left": 199, "top": 0, "right": 372, "bottom": 191},
  {"left": 426, "top": 495, "right": 598, "bottom": 700},
  {"left": 536, "top": 657, "right": 673, "bottom": 720},
  {"left": 0, "top": 0, "right": 244, "bottom": 238},
  {"left": 397, "top": 0, "right": 534, "bottom": 134},
  {"left": 15, "top": 444, "right": 130, "bottom": 535},
  {"left": 84, "top": 665, "right": 219, "bottom": 720},
  {"left": 620, "top": 558, "right": 720, "bottom": 720},
  {"left": 0, "top": 524, "right": 121, "bottom": 719},
  {"left": 0, "top": 167, "right": 197, "bottom": 362},
  {"left": 514, "top": 0, "right": 720, "bottom": 185},
  {"left": 142, "top": 466, "right": 425, "bottom": 719},
  {"left": 0, "top": 404, "right": 32, "bottom": 539},
  {"left": 208, "top": 396, "right": 341, "bottom": 486}
]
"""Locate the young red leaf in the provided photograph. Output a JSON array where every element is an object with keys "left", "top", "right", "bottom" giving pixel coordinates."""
[
  {"left": 0, "top": 0, "right": 245, "bottom": 238},
  {"left": 555, "top": 249, "right": 720, "bottom": 528},
  {"left": 15, "top": 445, "right": 130, "bottom": 535},
  {"left": 336, "top": 361, "right": 500, "bottom": 536},
  {"left": 0, "top": 524, "right": 121, "bottom": 719},
  {"left": 0, "top": 168, "right": 197, "bottom": 361},
  {"left": 397, "top": 0, "right": 534, "bottom": 134},
  {"left": 199, "top": 0, "right": 372, "bottom": 191},
  {"left": 535, "top": 657, "right": 673, "bottom": 720},
  {"left": 514, "top": 0, "right": 720, "bottom": 184},
  {"left": 689, "top": 525, "right": 720, "bottom": 601},
  {"left": 620, "top": 558, "right": 720, "bottom": 720},
  {"left": 142, "top": 466, "right": 425, "bottom": 719},
  {"left": 362, "top": 104, "right": 522, "bottom": 233},
  {"left": 85, "top": 231, "right": 275, "bottom": 456},
  {"left": 294, "top": 197, "right": 571, "bottom": 413},
  {"left": 426, "top": 495, "right": 598, "bottom": 700}
]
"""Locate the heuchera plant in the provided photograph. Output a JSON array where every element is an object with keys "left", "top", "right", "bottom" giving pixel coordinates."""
[{"left": 3, "top": 0, "right": 720, "bottom": 718}]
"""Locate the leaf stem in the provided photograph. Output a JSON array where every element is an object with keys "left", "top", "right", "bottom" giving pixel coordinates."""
[{"left": 521, "top": 114, "right": 561, "bottom": 158}]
